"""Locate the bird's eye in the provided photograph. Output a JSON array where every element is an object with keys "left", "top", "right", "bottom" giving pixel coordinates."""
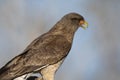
[{"left": 71, "top": 18, "right": 80, "bottom": 23}]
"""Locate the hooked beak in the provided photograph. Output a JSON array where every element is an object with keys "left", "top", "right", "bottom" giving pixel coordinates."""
[{"left": 79, "top": 20, "right": 88, "bottom": 29}]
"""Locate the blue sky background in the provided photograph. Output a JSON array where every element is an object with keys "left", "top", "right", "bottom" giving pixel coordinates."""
[{"left": 0, "top": 0, "right": 120, "bottom": 80}]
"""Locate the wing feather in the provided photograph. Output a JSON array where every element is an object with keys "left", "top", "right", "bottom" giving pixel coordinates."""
[{"left": 0, "top": 34, "right": 71, "bottom": 80}]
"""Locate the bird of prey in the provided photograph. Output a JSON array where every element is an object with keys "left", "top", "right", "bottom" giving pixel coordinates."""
[{"left": 0, "top": 12, "right": 88, "bottom": 80}]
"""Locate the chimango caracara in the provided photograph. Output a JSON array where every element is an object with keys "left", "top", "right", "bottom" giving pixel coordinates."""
[{"left": 0, "top": 13, "right": 88, "bottom": 80}]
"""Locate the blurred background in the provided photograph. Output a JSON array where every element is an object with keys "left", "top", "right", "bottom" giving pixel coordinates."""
[{"left": 0, "top": 0, "right": 120, "bottom": 80}]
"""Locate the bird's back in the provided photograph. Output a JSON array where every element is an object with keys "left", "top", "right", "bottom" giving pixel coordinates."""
[{"left": 0, "top": 33, "right": 71, "bottom": 80}]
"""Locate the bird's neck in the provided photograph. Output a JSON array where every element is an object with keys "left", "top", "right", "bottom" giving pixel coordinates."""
[{"left": 49, "top": 21, "right": 79, "bottom": 42}]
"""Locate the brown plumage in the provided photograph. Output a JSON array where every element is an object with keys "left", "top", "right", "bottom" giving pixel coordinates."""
[{"left": 0, "top": 13, "right": 88, "bottom": 80}]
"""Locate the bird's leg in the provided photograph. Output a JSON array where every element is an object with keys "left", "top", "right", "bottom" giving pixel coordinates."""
[{"left": 40, "top": 60, "right": 63, "bottom": 80}]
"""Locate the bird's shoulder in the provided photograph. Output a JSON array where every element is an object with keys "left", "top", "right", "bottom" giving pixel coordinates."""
[{"left": 24, "top": 32, "right": 71, "bottom": 51}]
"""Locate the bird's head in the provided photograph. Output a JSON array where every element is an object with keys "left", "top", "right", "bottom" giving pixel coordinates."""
[{"left": 62, "top": 13, "right": 88, "bottom": 29}]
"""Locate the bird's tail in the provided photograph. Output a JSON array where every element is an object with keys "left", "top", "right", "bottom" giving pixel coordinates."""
[
  {"left": 0, "top": 66, "right": 14, "bottom": 80},
  {"left": 0, "top": 54, "right": 24, "bottom": 80}
]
